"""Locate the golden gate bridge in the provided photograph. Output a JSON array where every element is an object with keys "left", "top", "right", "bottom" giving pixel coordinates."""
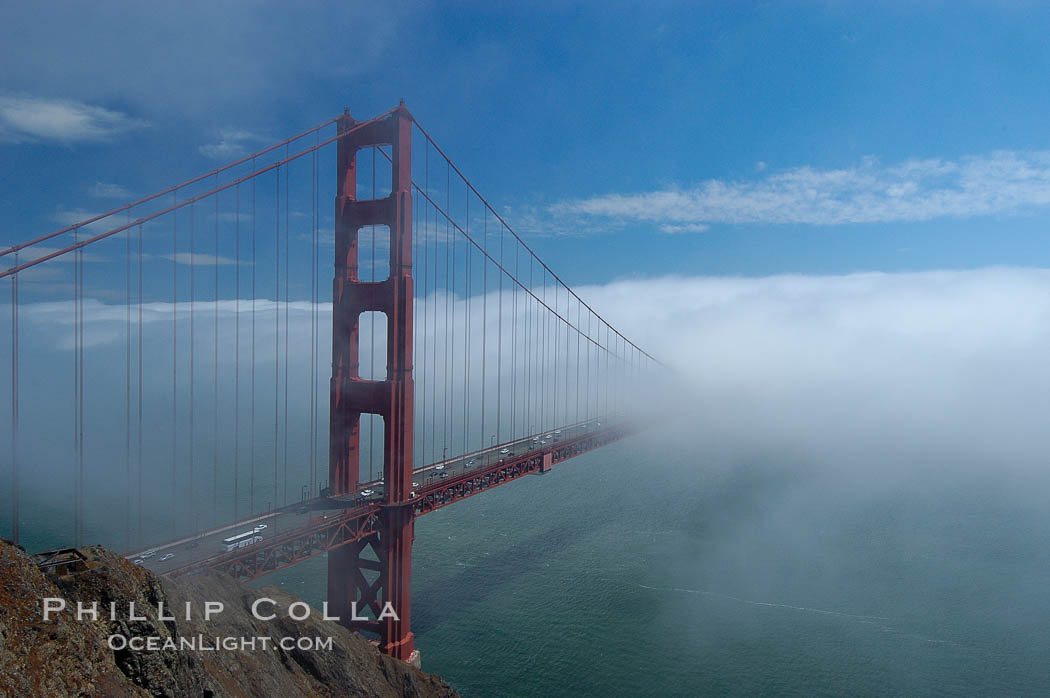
[{"left": 0, "top": 102, "right": 660, "bottom": 665}]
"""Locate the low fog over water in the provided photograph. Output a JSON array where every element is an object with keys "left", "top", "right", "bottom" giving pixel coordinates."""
[
  {"left": 5, "top": 266, "right": 1050, "bottom": 694},
  {"left": 259, "top": 267, "right": 1050, "bottom": 694}
]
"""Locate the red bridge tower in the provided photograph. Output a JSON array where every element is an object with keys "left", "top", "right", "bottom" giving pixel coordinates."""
[{"left": 328, "top": 104, "right": 418, "bottom": 665}]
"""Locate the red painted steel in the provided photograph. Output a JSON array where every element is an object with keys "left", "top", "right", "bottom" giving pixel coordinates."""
[
  {"left": 166, "top": 421, "right": 637, "bottom": 583},
  {"left": 169, "top": 507, "right": 380, "bottom": 581},
  {"left": 328, "top": 104, "right": 416, "bottom": 662}
]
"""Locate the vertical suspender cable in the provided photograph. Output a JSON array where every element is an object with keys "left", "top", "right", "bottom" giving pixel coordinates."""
[
  {"left": 78, "top": 238, "right": 84, "bottom": 545},
  {"left": 214, "top": 175, "right": 220, "bottom": 525},
  {"left": 565, "top": 285, "right": 571, "bottom": 426},
  {"left": 462, "top": 191, "right": 469, "bottom": 454},
  {"left": 10, "top": 256, "right": 17, "bottom": 544},
  {"left": 430, "top": 175, "right": 438, "bottom": 461},
  {"left": 511, "top": 237, "right": 517, "bottom": 438},
  {"left": 429, "top": 170, "right": 437, "bottom": 462},
  {"left": 576, "top": 298, "right": 581, "bottom": 425},
  {"left": 73, "top": 227, "right": 79, "bottom": 545},
  {"left": 412, "top": 184, "right": 419, "bottom": 468},
  {"left": 283, "top": 149, "right": 290, "bottom": 504},
  {"left": 421, "top": 145, "right": 428, "bottom": 467},
  {"left": 481, "top": 208, "right": 487, "bottom": 451},
  {"left": 374, "top": 148, "right": 380, "bottom": 479},
  {"left": 273, "top": 166, "right": 280, "bottom": 512},
  {"left": 449, "top": 173, "right": 457, "bottom": 456},
  {"left": 371, "top": 147, "right": 377, "bottom": 481},
  {"left": 496, "top": 223, "right": 502, "bottom": 442},
  {"left": 125, "top": 211, "right": 131, "bottom": 551},
  {"left": 309, "top": 139, "right": 317, "bottom": 495},
  {"left": 189, "top": 203, "right": 196, "bottom": 533},
  {"left": 444, "top": 161, "right": 450, "bottom": 460},
  {"left": 171, "top": 197, "right": 178, "bottom": 534},
  {"left": 527, "top": 256, "right": 533, "bottom": 434},
  {"left": 235, "top": 184, "right": 241, "bottom": 519},
  {"left": 543, "top": 270, "right": 549, "bottom": 434},
  {"left": 463, "top": 192, "right": 470, "bottom": 456},
  {"left": 250, "top": 163, "right": 257, "bottom": 514},
  {"left": 137, "top": 224, "right": 143, "bottom": 544},
  {"left": 554, "top": 284, "right": 560, "bottom": 427}
]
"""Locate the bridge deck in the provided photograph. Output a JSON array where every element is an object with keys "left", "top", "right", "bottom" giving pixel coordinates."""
[{"left": 126, "top": 419, "right": 631, "bottom": 581}]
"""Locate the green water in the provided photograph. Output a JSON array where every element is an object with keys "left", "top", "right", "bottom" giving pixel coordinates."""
[
  {"left": 254, "top": 426, "right": 1050, "bottom": 696},
  {"left": 10, "top": 421, "right": 1050, "bottom": 696}
]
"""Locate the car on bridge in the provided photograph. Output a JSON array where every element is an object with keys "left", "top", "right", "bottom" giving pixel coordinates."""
[
  {"left": 160, "top": 553, "right": 175, "bottom": 562},
  {"left": 466, "top": 458, "right": 476, "bottom": 467},
  {"left": 499, "top": 447, "right": 511, "bottom": 455}
]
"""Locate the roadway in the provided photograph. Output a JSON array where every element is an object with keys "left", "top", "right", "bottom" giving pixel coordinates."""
[
  {"left": 127, "top": 418, "right": 612, "bottom": 577},
  {"left": 331, "top": 417, "right": 607, "bottom": 506}
]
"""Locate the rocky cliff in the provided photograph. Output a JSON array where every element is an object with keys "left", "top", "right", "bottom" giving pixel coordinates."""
[{"left": 0, "top": 538, "right": 458, "bottom": 697}]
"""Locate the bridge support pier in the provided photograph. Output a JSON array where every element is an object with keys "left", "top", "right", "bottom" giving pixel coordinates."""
[{"left": 328, "top": 103, "right": 417, "bottom": 663}]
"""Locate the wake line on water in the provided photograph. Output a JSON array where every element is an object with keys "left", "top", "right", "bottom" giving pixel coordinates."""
[
  {"left": 636, "top": 584, "right": 891, "bottom": 620},
  {"left": 637, "top": 584, "right": 973, "bottom": 650}
]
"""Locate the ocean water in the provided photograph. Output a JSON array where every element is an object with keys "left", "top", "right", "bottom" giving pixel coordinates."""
[{"left": 256, "top": 425, "right": 1050, "bottom": 697}]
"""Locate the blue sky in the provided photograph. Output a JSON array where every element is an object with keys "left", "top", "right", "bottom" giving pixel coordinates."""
[{"left": 3, "top": 1, "right": 1050, "bottom": 285}]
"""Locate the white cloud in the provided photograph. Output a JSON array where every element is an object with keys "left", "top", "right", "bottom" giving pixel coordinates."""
[
  {"left": 551, "top": 151, "right": 1050, "bottom": 229},
  {"left": 198, "top": 129, "right": 269, "bottom": 160},
  {"left": 8, "top": 266, "right": 1049, "bottom": 477},
  {"left": 0, "top": 3, "right": 401, "bottom": 122},
  {"left": 659, "top": 223, "right": 710, "bottom": 234},
  {"left": 8, "top": 266, "right": 1050, "bottom": 531},
  {"left": 162, "top": 252, "right": 244, "bottom": 266},
  {"left": 575, "top": 267, "right": 1050, "bottom": 473},
  {"left": 0, "top": 95, "right": 147, "bottom": 143},
  {"left": 90, "top": 181, "right": 132, "bottom": 199}
]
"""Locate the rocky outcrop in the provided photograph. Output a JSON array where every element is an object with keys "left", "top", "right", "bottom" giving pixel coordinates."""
[{"left": 0, "top": 538, "right": 457, "bottom": 697}]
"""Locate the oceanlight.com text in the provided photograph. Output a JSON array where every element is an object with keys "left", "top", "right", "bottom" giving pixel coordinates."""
[{"left": 107, "top": 634, "right": 334, "bottom": 652}]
